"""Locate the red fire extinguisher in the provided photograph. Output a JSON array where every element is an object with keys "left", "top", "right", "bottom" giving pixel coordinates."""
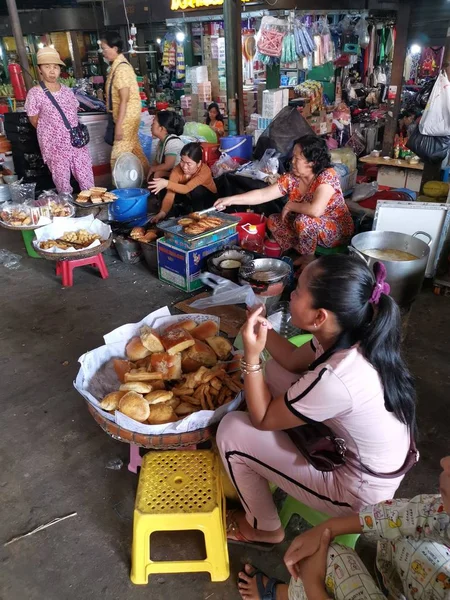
[{"left": 8, "top": 63, "right": 27, "bottom": 101}]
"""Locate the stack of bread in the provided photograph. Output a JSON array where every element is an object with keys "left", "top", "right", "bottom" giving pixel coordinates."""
[
  {"left": 130, "top": 227, "right": 158, "bottom": 244},
  {"left": 100, "top": 319, "right": 242, "bottom": 426},
  {"left": 76, "top": 188, "right": 118, "bottom": 205}
]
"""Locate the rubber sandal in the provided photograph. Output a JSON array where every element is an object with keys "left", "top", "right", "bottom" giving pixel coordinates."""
[
  {"left": 238, "top": 565, "right": 284, "bottom": 600},
  {"left": 226, "top": 510, "right": 281, "bottom": 552}
]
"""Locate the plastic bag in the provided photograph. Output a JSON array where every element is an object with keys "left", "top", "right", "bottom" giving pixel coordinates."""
[
  {"left": 254, "top": 106, "right": 314, "bottom": 165},
  {"left": 257, "top": 149, "right": 280, "bottom": 176},
  {"left": 406, "top": 128, "right": 450, "bottom": 164},
  {"left": 351, "top": 182, "right": 378, "bottom": 202},
  {"left": 9, "top": 180, "right": 36, "bottom": 204},
  {"left": 211, "top": 154, "right": 240, "bottom": 178},
  {"left": 354, "top": 17, "right": 370, "bottom": 49},
  {"left": 190, "top": 273, "right": 260, "bottom": 309},
  {"left": 419, "top": 73, "right": 450, "bottom": 137}
]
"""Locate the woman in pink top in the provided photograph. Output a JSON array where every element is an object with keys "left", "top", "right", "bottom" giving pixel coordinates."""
[{"left": 217, "top": 254, "right": 417, "bottom": 550}]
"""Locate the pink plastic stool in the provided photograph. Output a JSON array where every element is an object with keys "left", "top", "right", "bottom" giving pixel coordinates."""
[{"left": 56, "top": 254, "right": 109, "bottom": 287}]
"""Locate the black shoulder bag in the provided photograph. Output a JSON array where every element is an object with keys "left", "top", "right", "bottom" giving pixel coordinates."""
[
  {"left": 104, "top": 62, "right": 128, "bottom": 146},
  {"left": 39, "top": 82, "right": 89, "bottom": 149}
]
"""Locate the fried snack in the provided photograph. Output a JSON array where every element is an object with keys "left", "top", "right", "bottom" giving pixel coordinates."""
[
  {"left": 113, "top": 358, "right": 133, "bottom": 383},
  {"left": 160, "top": 328, "right": 195, "bottom": 355},
  {"left": 175, "top": 402, "right": 198, "bottom": 417},
  {"left": 205, "top": 336, "right": 233, "bottom": 360},
  {"left": 148, "top": 403, "right": 178, "bottom": 425},
  {"left": 100, "top": 391, "right": 127, "bottom": 411},
  {"left": 178, "top": 218, "right": 194, "bottom": 226},
  {"left": 181, "top": 340, "right": 217, "bottom": 373},
  {"left": 180, "top": 395, "right": 201, "bottom": 406},
  {"left": 119, "top": 381, "right": 153, "bottom": 394},
  {"left": 191, "top": 320, "right": 219, "bottom": 341},
  {"left": 166, "top": 396, "right": 181, "bottom": 410},
  {"left": 140, "top": 230, "right": 157, "bottom": 243},
  {"left": 119, "top": 392, "right": 150, "bottom": 422},
  {"left": 184, "top": 366, "right": 209, "bottom": 389},
  {"left": 126, "top": 336, "right": 152, "bottom": 361},
  {"left": 90, "top": 187, "right": 107, "bottom": 194},
  {"left": 223, "top": 374, "right": 244, "bottom": 393},
  {"left": 149, "top": 380, "right": 166, "bottom": 391},
  {"left": 164, "top": 319, "right": 198, "bottom": 333},
  {"left": 184, "top": 225, "right": 206, "bottom": 235},
  {"left": 150, "top": 352, "right": 182, "bottom": 380},
  {"left": 172, "top": 386, "right": 195, "bottom": 397},
  {"left": 39, "top": 229, "right": 102, "bottom": 250},
  {"left": 140, "top": 325, "right": 164, "bottom": 353},
  {"left": 124, "top": 370, "right": 164, "bottom": 382},
  {"left": 130, "top": 227, "right": 145, "bottom": 240},
  {"left": 144, "top": 390, "right": 174, "bottom": 404},
  {"left": 0, "top": 208, "right": 33, "bottom": 226},
  {"left": 78, "top": 190, "right": 92, "bottom": 199},
  {"left": 49, "top": 201, "right": 72, "bottom": 217},
  {"left": 76, "top": 195, "right": 89, "bottom": 204},
  {"left": 91, "top": 196, "right": 103, "bottom": 204}
]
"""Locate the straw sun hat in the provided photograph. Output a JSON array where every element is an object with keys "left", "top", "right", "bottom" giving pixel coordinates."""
[{"left": 36, "top": 46, "right": 65, "bottom": 67}]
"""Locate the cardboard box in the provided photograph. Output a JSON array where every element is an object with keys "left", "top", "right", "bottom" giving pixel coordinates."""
[
  {"left": 157, "top": 233, "right": 239, "bottom": 292},
  {"left": 377, "top": 166, "right": 407, "bottom": 189}
]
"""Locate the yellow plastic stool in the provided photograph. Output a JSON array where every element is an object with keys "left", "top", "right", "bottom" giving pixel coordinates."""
[{"left": 130, "top": 450, "right": 230, "bottom": 584}]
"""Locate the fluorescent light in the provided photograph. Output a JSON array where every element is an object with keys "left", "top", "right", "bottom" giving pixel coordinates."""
[
  {"left": 156, "top": 38, "right": 162, "bottom": 44},
  {"left": 38, "top": 42, "right": 44, "bottom": 49},
  {"left": 175, "top": 31, "right": 185, "bottom": 43},
  {"left": 410, "top": 44, "right": 421, "bottom": 55}
]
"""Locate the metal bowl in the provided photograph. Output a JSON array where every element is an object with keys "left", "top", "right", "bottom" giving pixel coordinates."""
[
  {"left": 207, "top": 246, "right": 254, "bottom": 282},
  {"left": 239, "top": 257, "right": 291, "bottom": 285}
]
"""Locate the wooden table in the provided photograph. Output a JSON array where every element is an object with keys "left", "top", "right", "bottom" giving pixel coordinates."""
[{"left": 359, "top": 155, "right": 424, "bottom": 171}]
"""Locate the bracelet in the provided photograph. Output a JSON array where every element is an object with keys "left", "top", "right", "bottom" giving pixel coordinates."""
[
  {"left": 240, "top": 358, "right": 263, "bottom": 375},
  {"left": 242, "top": 366, "right": 263, "bottom": 375}
]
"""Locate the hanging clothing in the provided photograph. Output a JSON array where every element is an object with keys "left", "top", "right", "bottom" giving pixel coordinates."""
[
  {"left": 267, "top": 168, "right": 354, "bottom": 255},
  {"left": 419, "top": 47, "right": 444, "bottom": 78},
  {"left": 24, "top": 84, "right": 94, "bottom": 193}
]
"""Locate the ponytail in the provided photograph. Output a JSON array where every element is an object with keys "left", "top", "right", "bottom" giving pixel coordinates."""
[
  {"left": 307, "top": 255, "right": 417, "bottom": 432},
  {"left": 157, "top": 111, "right": 185, "bottom": 136}
]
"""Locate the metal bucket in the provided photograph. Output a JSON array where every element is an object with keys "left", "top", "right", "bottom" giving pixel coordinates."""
[{"left": 350, "top": 230, "right": 432, "bottom": 306}]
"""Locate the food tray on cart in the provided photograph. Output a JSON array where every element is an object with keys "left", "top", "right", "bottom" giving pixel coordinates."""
[{"left": 158, "top": 212, "right": 240, "bottom": 251}]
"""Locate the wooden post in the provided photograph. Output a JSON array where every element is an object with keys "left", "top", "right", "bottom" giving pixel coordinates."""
[
  {"left": 381, "top": 0, "right": 410, "bottom": 156},
  {"left": 5, "top": 0, "right": 33, "bottom": 90},
  {"left": 224, "top": 0, "right": 242, "bottom": 135},
  {"left": 69, "top": 31, "right": 83, "bottom": 79}
]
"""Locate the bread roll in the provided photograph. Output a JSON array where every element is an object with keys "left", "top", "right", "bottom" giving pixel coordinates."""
[
  {"left": 150, "top": 352, "right": 182, "bottom": 380},
  {"left": 113, "top": 358, "right": 132, "bottom": 383},
  {"left": 124, "top": 370, "right": 164, "bottom": 382},
  {"left": 205, "top": 336, "right": 233, "bottom": 360},
  {"left": 119, "top": 392, "right": 150, "bottom": 422},
  {"left": 166, "top": 396, "right": 181, "bottom": 410},
  {"left": 140, "top": 325, "right": 164, "bottom": 353},
  {"left": 147, "top": 404, "right": 178, "bottom": 425},
  {"left": 191, "top": 320, "right": 219, "bottom": 341},
  {"left": 161, "top": 328, "right": 195, "bottom": 355},
  {"left": 144, "top": 390, "right": 174, "bottom": 405},
  {"left": 100, "top": 391, "right": 127, "bottom": 411},
  {"left": 141, "top": 231, "right": 158, "bottom": 243},
  {"left": 164, "top": 319, "right": 198, "bottom": 333},
  {"left": 175, "top": 402, "right": 198, "bottom": 417},
  {"left": 119, "top": 381, "right": 153, "bottom": 393},
  {"left": 130, "top": 227, "right": 145, "bottom": 240},
  {"left": 181, "top": 340, "right": 218, "bottom": 373},
  {"left": 126, "top": 336, "right": 151, "bottom": 361}
]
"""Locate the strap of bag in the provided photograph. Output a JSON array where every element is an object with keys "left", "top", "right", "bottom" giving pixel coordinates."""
[
  {"left": 107, "top": 62, "right": 128, "bottom": 112},
  {"left": 39, "top": 81, "right": 71, "bottom": 131}
]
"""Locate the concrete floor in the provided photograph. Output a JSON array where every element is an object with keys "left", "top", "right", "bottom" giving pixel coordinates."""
[{"left": 0, "top": 227, "right": 449, "bottom": 600}]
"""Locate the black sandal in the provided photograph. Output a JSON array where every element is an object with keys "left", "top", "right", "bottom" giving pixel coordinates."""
[{"left": 239, "top": 566, "right": 284, "bottom": 600}]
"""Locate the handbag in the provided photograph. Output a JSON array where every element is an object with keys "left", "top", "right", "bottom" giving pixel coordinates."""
[
  {"left": 287, "top": 414, "right": 419, "bottom": 477},
  {"left": 39, "top": 82, "right": 89, "bottom": 149},
  {"left": 406, "top": 127, "right": 450, "bottom": 164},
  {"left": 104, "top": 62, "right": 127, "bottom": 146}
]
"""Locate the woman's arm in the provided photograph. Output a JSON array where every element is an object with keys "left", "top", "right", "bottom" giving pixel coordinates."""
[
  {"left": 28, "top": 115, "right": 39, "bottom": 128},
  {"left": 265, "top": 330, "right": 316, "bottom": 373},
  {"left": 215, "top": 182, "right": 282, "bottom": 209},
  {"left": 115, "top": 87, "right": 130, "bottom": 141},
  {"left": 167, "top": 167, "right": 211, "bottom": 195},
  {"left": 283, "top": 183, "right": 335, "bottom": 219}
]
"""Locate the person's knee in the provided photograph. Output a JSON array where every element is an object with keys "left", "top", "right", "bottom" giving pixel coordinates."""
[{"left": 216, "top": 411, "right": 251, "bottom": 456}]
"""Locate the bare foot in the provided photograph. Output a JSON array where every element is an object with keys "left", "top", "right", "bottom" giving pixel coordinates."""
[
  {"left": 237, "top": 564, "right": 289, "bottom": 600},
  {"left": 227, "top": 510, "right": 285, "bottom": 544}
]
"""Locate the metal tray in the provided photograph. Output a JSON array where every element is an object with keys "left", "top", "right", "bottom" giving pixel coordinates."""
[{"left": 158, "top": 212, "right": 241, "bottom": 251}]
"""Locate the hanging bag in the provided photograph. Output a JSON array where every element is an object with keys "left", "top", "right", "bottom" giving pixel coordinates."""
[
  {"left": 104, "top": 62, "right": 128, "bottom": 146},
  {"left": 419, "top": 72, "right": 450, "bottom": 137},
  {"left": 39, "top": 82, "right": 89, "bottom": 149}
]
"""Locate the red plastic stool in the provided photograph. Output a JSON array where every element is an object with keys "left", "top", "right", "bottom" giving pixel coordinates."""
[{"left": 56, "top": 254, "right": 109, "bottom": 287}]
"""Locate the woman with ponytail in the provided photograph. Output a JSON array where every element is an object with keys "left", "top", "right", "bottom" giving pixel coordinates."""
[
  {"left": 149, "top": 110, "right": 185, "bottom": 180},
  {"left": 217, "top": 254, "right": 417, "bottom": 551}
]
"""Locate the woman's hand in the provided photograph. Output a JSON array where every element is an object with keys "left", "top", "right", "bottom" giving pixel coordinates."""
[
  {"left": 282, "top": 201, "right": 295, "bottom": 222},
  {"left": 149, "top": 178, "right": 169, "bottom": 195},
  {"left": 284, "top": 525, "right": 330, "bottom": 579},
  {"left": 150, "top": 210, "right": 166, "bottom": 224},
  {"left": 214, "top": 197, "right": 236, "bottom": 211},
  {"left": 242, "top": 305, "right": 273, "bottom": 363},
  {"left": 115, "top": 125, "right": 124, "bottom": 142},
  {"left": 295, "top": 529, "right": 331, "bottom": 598}
]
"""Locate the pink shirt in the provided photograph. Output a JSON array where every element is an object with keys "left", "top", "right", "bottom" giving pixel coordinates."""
[{"left": 284, "top": 339, "right": 410, "bottom": 478}]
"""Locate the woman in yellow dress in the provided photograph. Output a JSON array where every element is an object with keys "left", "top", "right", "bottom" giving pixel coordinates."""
[{"left": 100, "top": 31, "right": 149, "bottom": 173}]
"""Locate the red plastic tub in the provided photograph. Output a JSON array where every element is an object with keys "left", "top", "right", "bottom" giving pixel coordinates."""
[
  {"left": 201, "top": 142, "right": 220, "bottom": 167},
  {"left": 233, "top": 212, "right": 267, "bottom": 243}
]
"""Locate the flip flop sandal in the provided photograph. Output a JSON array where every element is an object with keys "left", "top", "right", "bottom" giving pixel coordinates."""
[
  {"left": 226, "top": 510, "right": 279, "bottom": 552},
  {"left": 238, "top": 566, "right": 284, "bottom": 600}
]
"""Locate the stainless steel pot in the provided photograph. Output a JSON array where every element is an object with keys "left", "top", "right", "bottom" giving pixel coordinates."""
[
  {"left": 239, "top": 258, "right": 291, "bottom": 310},
  {"left": 350, "top": 230, "right": 432, "bottom": 306}
]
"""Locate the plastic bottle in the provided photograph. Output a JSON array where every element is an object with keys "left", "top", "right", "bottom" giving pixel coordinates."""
[{"left": 241, "top": 224, "right": 264, "bottom": 253}]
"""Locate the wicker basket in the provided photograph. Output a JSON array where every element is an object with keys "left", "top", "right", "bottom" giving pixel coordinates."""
[
  {"left": 86, "top": 401, "right": 216, "bottom": 449},
  {"left": 33, "top": 235, "right": 112, "bottom": 261}
]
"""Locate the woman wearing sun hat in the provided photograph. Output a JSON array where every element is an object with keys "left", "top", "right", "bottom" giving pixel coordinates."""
[{"left": 24, "top": 46, "right": 94, "bottom": 193}]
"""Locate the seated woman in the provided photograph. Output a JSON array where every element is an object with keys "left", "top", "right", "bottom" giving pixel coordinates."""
[
  {"left": 148, "top": 142, "right": 217, "bottom": 223},
  {"left": 215, "top": 136, "right": 354, "bottom": 263},
  {"left": 148, "top": 111, "right": 185, "bottom": 180},
  {"left": 237, "top": 456, "right": 450, "bottom": 600},
  {"left": 217, "top": 254, "right": 417, "bottom": 551},
  {"left": 206, "top": 102, "right": 225, "bottom": 138}
]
